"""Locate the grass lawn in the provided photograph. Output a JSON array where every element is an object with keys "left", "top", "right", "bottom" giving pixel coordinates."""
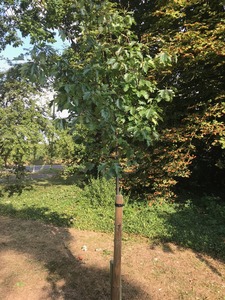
[{"left": 0, "top": 173, "right": 225, "bottom": 262}]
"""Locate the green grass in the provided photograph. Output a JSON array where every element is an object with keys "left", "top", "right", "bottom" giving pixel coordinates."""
[{"left": 1, "top": 177, "right": 225, "bottom": 261}]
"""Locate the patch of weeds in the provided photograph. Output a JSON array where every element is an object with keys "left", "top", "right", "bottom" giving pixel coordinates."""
[
  {"left": 102, "top": 249, "right": 112, "bottom": 256},
  {"left": 15, "top": 282, "right": 25, "bottom": 287},
  {"left": 123, "top": 200, "right": 176, "bottom": 239}
]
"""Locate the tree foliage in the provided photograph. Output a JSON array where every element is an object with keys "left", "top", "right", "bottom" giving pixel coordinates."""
[
  {"left": 52, "top": 1, "right": 176, "bottom": 176},
  {"left": 0, "top": 0, "right": 175, "bottom": 178},
  {"left": 1, "top": 0, "right": 224, "bottom": 199},
  {"left": 117, "top": 0, "right": 225, "bottom": 198},
  {"left": 0, "top": 66, "right": 52, "bottom": 168}
]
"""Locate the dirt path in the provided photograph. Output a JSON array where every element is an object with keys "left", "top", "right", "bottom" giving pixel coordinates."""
[{"left": 0, "top": 216, "right": 225, "bottom": 300}]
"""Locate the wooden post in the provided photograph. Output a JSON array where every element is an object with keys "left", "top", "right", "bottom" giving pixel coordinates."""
[
  {"left": 111, "top": 193, "right": 123, "bottom": 300},
  {"left": 110, "top": 260, "right": 114, "bottom": 297}
]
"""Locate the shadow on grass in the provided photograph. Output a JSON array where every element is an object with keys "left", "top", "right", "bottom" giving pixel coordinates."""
[
  {"left": 0, "top": 171, "right": 79, "bottom": 197},
  {"left": 1, "top": 181, "right": 34, "bottom": 197},
  {"left": 0, "top": 203, "right": 74, "bottom": 227},
  {"left": 0, "top": 210, "right": 149, "bottom": 299},
  {"left": 152, "top": 203, "right": 225, "bottom": 269}
]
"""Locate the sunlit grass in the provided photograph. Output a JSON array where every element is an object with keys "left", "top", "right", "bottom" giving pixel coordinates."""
[{"left": 0, "top": 176, "right": 225, "bottom": 260}]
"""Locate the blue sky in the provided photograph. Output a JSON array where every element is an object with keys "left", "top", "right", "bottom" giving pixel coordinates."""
[
  {"left": 0, "top": 33, "right": 70, "bottom": 118},
  {"left": 0, "top": 36, "right": 31, "bottom": 60},
  {"left": 0, "top": 34, "right": 69, "bottom": 71}
]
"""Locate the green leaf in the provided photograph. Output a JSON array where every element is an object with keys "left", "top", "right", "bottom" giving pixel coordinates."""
[
  {"left": 112, "top": 62, "right": 120, "bottom": 69},
  {"left": 116, "top": 99, "right": 122, "bottom": 109},
  {"left": 140, "top": 90, "right": 149, "bottom": 100},
  {"left": 158, "top": 89, "right": 174, "bottom": 102},
  {"left": 158, "top": 52, "right": 172, "bottom": 65},
  {"left": 123, "top": 84, "right": 129, "bottom": 92},
  {"left": 107, "top": 58, "right": 116, "bottom": 65},
  {"left": 98, "top": 162, "right": 107, "bottom": 173},
  {"left": 113, "top": 163, "right": 121, "bottom": 176},
  {"left": 101, "top": 109, "right": 109, "bottom": 120},
  {"left": 124, "top": 73, "right": 133, "bottom": 82},
  {"left": 64, "top": 84, "right": 71, "bottom": 93},
  {"left": 83, "top": 68, "right": 91, "bottom": 75},
  {"left": 146, "top": 108, "right": 153, "bottom": 119},
  {"left": 83, "top": 91, "right": 91, "bottom": 100},
  {"left": 143, "top": 61, "right": 149, "bottom": 73}
]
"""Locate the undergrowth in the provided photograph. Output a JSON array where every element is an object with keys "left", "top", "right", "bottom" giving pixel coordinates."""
[{"left": 0, "top": 177, "right": 225, "bottom": 260}]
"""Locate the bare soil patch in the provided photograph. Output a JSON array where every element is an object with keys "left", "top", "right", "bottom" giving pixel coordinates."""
[{"left": 0, "top": 216, "right": 225, "bottom": 299}]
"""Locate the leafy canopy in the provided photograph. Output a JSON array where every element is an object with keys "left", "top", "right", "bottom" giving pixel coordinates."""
[{"left": 1, "top": 0, "right": 175, "bottom": 177}]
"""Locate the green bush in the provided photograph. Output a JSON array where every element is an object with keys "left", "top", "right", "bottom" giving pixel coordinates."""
[{"left": 81, "top": 177, "right": 116, "bottom": 208}]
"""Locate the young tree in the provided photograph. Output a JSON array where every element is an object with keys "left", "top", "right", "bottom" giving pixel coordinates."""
[
  {"left": 1, "top": 0, "right": 176, "bottom": 178},
  {"left": 1, "top": 2, "right": 174, "bottom": 298}
]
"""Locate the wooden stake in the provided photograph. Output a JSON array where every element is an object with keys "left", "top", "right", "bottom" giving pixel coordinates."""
[{"left": 111, "top": 194, "right": 123, "bottom": 300}]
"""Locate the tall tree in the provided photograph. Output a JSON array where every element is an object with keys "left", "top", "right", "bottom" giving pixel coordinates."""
[{"left": 116, "top": 0, "right": 225, "bottom": 198}]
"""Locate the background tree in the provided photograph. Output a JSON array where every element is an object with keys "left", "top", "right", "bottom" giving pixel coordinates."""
[
  {"left": 114, "top": 0, "right": 225, "bottom": 199},
  {"left": 0, "top": 65, "right": 53, "bottom": 172}
]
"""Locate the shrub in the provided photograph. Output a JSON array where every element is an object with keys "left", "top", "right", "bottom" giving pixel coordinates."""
[{"left": 81, "top": 177, "right": 117, "bottom": 208}]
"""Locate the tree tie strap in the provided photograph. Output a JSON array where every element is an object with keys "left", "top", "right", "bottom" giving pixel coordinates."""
[{"left": 115, "top": 203, "right": 124, "bottom": 207}]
